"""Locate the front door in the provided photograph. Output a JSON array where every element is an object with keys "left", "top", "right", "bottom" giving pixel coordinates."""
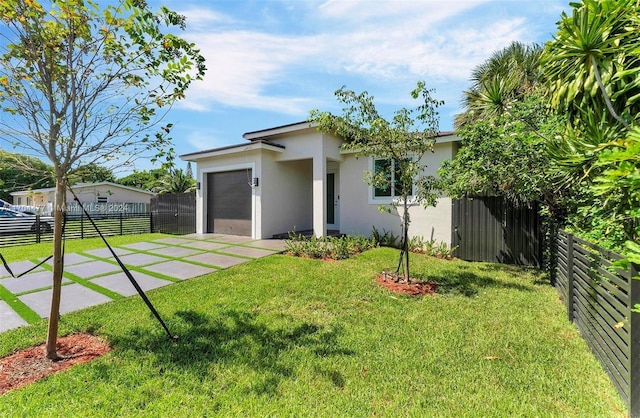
[{"left": 326, "top": 171, "right": 339, "bottom": 230}]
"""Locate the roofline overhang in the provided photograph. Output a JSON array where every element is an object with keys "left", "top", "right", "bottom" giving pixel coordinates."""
[
  {"left": 180, "top": 140, "right": 285, "bottom": 161},
  {"left": 338, "top": 133, "right": 461, "bottom": 154},
  {"left": 242, "top": 121, "right": 316, "bottom": 141}
]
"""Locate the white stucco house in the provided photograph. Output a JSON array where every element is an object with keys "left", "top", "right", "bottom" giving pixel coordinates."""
[{"left": 180, "top": 121, "right": 460, "bottom": 244}]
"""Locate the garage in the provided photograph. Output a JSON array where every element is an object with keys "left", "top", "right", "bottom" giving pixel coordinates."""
[{"left": 206, "top": 170, "right": 252, "bottom": 236}]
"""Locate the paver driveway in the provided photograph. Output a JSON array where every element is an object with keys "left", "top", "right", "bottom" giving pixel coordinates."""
[{"left": 0, "top": 234, "right": 286, "bottom": 333}]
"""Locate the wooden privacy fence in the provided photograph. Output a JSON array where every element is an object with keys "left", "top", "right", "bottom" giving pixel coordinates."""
[{"left": 553, "top": 230, "right": 639, "bottom": 417}]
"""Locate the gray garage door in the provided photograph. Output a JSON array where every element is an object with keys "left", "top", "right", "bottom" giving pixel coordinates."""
[{"left": 207, "top": 170, "right": 252, "bottom": 236}]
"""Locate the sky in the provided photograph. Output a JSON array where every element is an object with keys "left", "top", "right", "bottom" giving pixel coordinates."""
[
  {"left": 0, "top": 0, "right": 572, "bottom": 175},
  {"left": 154, "top": 0, "right": 569, "bottom": 166}
]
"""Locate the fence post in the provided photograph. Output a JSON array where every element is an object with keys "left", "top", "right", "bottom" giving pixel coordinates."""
[
  {"left": 80, "top": 211, "right": 84, "bottom": 239},
  {"left": 567, "top": 233, "right": 575, "bottom": 323},
  {"left": 119, "top": 212, "right": 123, "bottom": 235},
  {"left": 630, "top": 263, "right": 639, "bottom": 418},
  {"left": 35, "top": 215, "right": 41, "bottom": 244}
]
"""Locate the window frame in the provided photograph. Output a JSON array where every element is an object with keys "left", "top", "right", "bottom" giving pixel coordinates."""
[{"left": 368, "top": 157, "right": 416, "bottom": 204}]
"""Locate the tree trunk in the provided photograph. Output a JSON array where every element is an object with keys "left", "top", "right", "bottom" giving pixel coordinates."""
[
  {"left": 403, "top": 200, "right": 410, "bottom": 282},
  {"left": 46, "top": 179, "right": 66, "bottom": 359}
]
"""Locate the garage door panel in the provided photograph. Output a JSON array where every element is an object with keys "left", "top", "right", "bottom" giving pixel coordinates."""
[{"left": 207, "top": 170, "right": 252, "bottom": 236}]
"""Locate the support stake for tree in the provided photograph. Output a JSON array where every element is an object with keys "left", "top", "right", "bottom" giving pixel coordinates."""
[{"left": 67, "top": 184, "right": 177, "bottom": 341}]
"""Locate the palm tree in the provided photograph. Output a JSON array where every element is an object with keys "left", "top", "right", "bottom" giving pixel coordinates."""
[
  {"left": 157, "top": 168, "right": 196, "bottom": 194},
  {"left": 455, "top": 41, "right": 542, "bottom": 128}
]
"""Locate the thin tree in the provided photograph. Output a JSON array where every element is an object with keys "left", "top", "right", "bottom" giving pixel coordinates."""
[
  {"left": 310, "top": 81, "right": 442, "bottom": 282},
  {"left": 0, "top": 0, "right": 206, "bottom": 359}
]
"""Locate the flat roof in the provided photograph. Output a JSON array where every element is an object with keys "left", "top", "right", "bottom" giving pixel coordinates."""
[
  {"left": 242, "top": 121, "right": 314, "bottom": 141},
  {"left": 180, "top": 139, "right": 285, "bottom": 161}
]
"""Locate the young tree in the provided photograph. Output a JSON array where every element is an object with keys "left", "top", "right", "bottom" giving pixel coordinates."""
[
  {"left": 0, "top": 0, "right": 206, "bottom": 358},
  {"left": 310, "top": 82, "right": 442, "bottom": 282}
]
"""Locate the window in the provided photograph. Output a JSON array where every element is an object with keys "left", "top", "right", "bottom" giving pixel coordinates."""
[
  {"left": 372, "top": 158, "right": 413, "bottom": 199},
  {"left": 97, "top": 196, "right": 108, "bottom": 203}
]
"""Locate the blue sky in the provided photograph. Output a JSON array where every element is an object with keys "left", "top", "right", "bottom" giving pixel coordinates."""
[
  {"left": 0, "top": 0, "right": 571, "bottom": 175},
  {"left": 156, "top": 0, "right": 569, "bottom": 165}
]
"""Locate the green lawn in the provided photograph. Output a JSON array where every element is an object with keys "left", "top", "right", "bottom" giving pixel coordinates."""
[
  {"left": 0, "top": 241, "right": 626, "bottom": 417},
  {"left": 0, "top": 233, "right": 172, "bottom": 262}
]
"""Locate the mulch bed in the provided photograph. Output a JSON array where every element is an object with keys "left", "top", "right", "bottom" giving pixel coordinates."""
[
  {"left": 0, "top": 333, "right": 111, "bottom": 396},
  {"left": 375, "top": 272, "right": 438, "bottom": 296}
]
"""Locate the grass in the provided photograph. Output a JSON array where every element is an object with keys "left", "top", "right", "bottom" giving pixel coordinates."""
[
  {"left": 0, "top": 241, "right": 626, "bottom": 417},
  {"left": 0, "top": 233, "right": 171, "bottom": 262}
]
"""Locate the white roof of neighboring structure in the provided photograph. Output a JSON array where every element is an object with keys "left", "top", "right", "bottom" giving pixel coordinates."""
[{"left": 10, "top": 181, "right": 155, "bottom": 196}]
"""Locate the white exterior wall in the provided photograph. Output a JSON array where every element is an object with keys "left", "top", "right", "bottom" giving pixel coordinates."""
[
  {"left": 12, "top": 185, "right": 152, "bottom": 205},
  {"left": 69, "top": 185, "right": 152, "bottom": 204},
  {"left": 339, "top": 142, "right": 455, "bottom": 245},
  {"left": 260, "top": 158, "right": 313, "bottom": 238},
  {"left": 269, "top": 130, "right": 343, "bottom": 238},
  {"left": 185, "top": 124, "right": 458, "bottom": 242}
]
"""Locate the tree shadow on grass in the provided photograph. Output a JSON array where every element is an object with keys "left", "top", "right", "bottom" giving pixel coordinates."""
[
  {"left": 475, "top": 262, "right": 550, "bottom": 286},
  {"left": 108, "top": 309, "right": 352, "bottom": 395},
  {"left": 412, "top": 267, "right": 536, "bottom": 297}
]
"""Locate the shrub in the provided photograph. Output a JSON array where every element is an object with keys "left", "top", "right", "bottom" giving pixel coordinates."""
[
  {"left": 285, "top": 232, "right": 376, "bottom": 260},
  {"left": 370, "top": 226, "right": 399, "bottom": 248},
  {"left": 410, "top": 236, "right": 457, "bottom": 259}
]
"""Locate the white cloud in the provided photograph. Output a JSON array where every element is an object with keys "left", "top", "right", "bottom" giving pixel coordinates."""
[
  {"left": 179, "top": 7, "right": 237, "bottom": 31},
  {"left": 175, "top": 1, "right": 536, "bottom": 115},
  {"left": 317, "top": 0, "right": 491, "bottom": 25},
  {"left": 178, "top": 29, "right": 319, "bottom": 114}
]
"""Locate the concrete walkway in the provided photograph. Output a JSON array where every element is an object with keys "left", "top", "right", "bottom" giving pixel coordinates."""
[{"left": 0, "top": 234, "right": 286, "bottom": 333}]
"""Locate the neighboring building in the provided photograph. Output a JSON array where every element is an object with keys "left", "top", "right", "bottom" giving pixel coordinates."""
[
  {"left": 180, "top": 121, "right": 460, "bottom": 244},
  {"left": 10, "top": 182, "right": 155, "bottom": 214}
]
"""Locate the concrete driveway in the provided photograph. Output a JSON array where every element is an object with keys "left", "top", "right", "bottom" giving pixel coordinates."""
[{"left": 0, "top": 234, "right": 286, "bottom": 333}]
